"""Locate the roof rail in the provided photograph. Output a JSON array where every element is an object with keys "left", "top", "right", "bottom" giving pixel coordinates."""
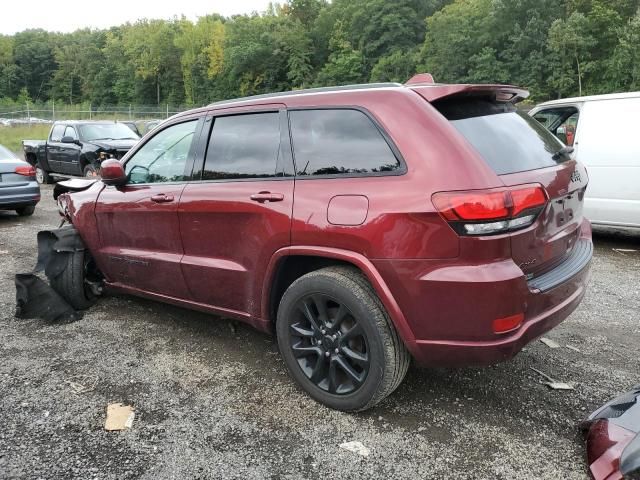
[{"left": 208, "top": 82, "right": 403, "bottom": 107}]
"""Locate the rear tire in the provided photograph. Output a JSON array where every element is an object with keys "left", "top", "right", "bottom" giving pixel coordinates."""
[
  {"left": 276, "top": 266, "right": 410, "bottom": 412},
  {"left": 50, "top": 250, "right": 98, "bottom": 310},
  {"left": 35, "top": 165, "right": 53, "bottom": 184},
  {"left": 15, "top": 205, "right": 35, "bottom": 216}
]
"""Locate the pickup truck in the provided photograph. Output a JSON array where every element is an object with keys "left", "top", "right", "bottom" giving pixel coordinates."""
[{"left": 23, "top": 121, "right": 139, "bottom": 183}]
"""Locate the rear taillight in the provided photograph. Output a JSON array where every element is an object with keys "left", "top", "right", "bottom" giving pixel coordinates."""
[
  {"left": 15, "top": 165, "right": 36, "bottom": 177},
  {"left": 432, "top": 184, "right": 547, "bottom": 236}
]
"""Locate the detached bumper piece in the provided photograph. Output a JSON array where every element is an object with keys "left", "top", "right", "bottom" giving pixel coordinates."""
[
  {"left": 582, "top": 385, "right": 640, "bottom": 480},
  {"left": 528, "top": 239, "right": 593, "bottom": 293},
  {"left": 14, "top": 226, "right": 85, "bottom": 323}
]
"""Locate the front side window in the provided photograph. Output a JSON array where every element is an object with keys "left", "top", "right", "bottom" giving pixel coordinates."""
[
  {"left": 50, "top": 125, "right": 65, "bottom": 142},
  {"left": 289, "top": 109, "right": 401, "bottom": 176},
  {"left": 124, "top": 120, "right": 197, "bottom": 184},
  {"left": 64, "top": 126, "right": 78, "bottom": 140},
  {"left": 202, "top": 112, "right": 281, "bottom": 180}
]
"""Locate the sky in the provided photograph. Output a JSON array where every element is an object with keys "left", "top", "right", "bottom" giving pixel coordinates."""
[{"left": 0, "top": 0, "right": 274, "bottom": 35}]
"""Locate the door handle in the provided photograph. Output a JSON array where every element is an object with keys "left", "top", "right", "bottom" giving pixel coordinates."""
[
  {"left": 151, "top": 194, "right": 174, "bottom": 203},
  {"left": 250, "top": 192, "right": 284, "bottom": 203}
]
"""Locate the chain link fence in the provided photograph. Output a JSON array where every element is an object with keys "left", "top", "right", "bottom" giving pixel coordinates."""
[{"left": 0, "top": 103, "right": 193, "bottom": 126}]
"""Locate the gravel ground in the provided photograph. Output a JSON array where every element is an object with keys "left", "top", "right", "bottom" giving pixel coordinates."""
[{"left": 1, "top": 185, "right": 638, "bottom": 480}]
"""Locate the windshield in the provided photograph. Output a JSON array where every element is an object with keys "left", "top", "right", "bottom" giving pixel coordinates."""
[
  {"left": 78, "top": 124, "right": 140, "bottom": 141},
  {"left": 0, "top": 145, "right": 17, "bottom": 159},
  {"left": 435, "top": 98, "right": 567, "bottom": 175}
]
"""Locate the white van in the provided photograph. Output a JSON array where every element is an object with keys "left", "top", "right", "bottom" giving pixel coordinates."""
[{"left": 530, "top": 92, "right": 640, "bottom": 231}]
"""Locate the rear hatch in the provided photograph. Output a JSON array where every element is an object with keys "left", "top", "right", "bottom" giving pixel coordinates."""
[{"left": 419, "top": 88, "right": 588, "bottom": 277}]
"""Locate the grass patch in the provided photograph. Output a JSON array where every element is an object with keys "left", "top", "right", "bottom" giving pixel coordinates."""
[{"left": 0, "top": 124, "right": 51, "bottom": 155}]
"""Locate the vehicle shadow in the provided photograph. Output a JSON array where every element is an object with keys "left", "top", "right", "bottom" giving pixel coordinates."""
[{"left": 97, "top": 292, "right": 590, "bottom": 446}]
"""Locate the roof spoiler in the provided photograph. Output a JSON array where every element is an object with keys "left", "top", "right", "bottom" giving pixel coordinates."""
[
  {"left": 411, "top": 83, "right": 530, "bottom": 104},
  {"left": 406, "top": 73, "right": 435, "bottom": 85}
]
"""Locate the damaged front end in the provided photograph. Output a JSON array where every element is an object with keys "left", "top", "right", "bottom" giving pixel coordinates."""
[{"left": 583, "top": 385, "right": 640, "bottom": 480}]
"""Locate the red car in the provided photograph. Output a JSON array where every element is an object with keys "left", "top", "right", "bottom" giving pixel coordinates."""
[{"left": 54, "top": 76, "right": 592, "bottom": 411}]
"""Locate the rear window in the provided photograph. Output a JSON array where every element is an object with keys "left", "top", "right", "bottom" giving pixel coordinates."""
[
  {"left": 434, "top": 98, "right": 567, "bottom": 175},
  {"left": 0, "top": 145, "right": 16, "bottom": 159}
]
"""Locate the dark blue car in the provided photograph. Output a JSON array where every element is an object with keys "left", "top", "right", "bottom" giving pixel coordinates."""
[{"left": 0, "top": 144, "right": 40, "bottom": 216}]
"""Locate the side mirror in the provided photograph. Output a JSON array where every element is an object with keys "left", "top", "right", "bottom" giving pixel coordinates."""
[
  {"left": 100, "top": 159, "right": 127, "bottom": 187},
  {"left": 61, "top": 136, "right": 78, "bottom": 144}
]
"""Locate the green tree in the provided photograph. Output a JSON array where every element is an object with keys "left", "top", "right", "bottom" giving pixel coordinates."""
[
  {"left": 315, "top": 21, "right": 366, "bottom": 85},
  {"left": 0, "top": 35, "right": 18, "bottom": 99},
  {"left": 609, "top": 11, "right": 640, "bottom": 90},
  {"left": 12, "top": 29, "right": 56, "bottom": 101},
  {"left": 548, "top": 12, "right": 597, "bottom": 96},
  {"left": 418, "top": 0, "right": 494, "bottom": 83},
  {"left": 370, "top": 49, "right": 418, "bottom": 82},
  {"left": 123, "top": 20, "right": 184, "bottom": 105}
]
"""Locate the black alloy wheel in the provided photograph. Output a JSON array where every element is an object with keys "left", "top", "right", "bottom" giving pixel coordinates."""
[
  {"left": 276, "top": 266, "right": 410, "bottom": 411},
  {"left": 290, "top": 293, "right": 370, "bottom": 395}
]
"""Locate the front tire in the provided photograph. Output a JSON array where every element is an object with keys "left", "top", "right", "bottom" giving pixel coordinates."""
[
  {"left": 35, "top": 165, "right": 53, "bottom": 184},
  {"left": 50, "top": 250, "right": 98, "bottom": 310},
  {"left": 276, "top": 266, "right": 410, "bottom": 411}
]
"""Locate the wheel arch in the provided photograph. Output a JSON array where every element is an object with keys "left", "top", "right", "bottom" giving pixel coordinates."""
[
  {"left": 25, "top": 152, "right": 37, "bottom": 166},
  {"left": 262, "top": 246, "right": 417, "bottom": 355}
]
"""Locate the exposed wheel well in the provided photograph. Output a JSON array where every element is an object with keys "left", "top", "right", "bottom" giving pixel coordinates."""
[
  {"left": 269, "top": 256, "right": 359, "bottom": 324},
  {"left": 25, "top": 152, "right": 37, "bottom": 166}
]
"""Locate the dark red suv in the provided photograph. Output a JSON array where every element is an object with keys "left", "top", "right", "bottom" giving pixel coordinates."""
[{"left": 55, "top": 77, "right": 592, "bottom": 411}]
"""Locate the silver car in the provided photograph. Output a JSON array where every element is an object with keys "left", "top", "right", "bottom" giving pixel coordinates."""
[{"left": 0, "top": 144, "right": 40, "bottom": 216}]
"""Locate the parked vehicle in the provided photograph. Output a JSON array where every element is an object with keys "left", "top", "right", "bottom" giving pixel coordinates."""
[
  {"left": 140, "top": 119, "right": 162, "bottom": 135},
  {"left": 53, "top": 77, "right": 592, "bottom": 411},
  {"left": 530, "top": 92, "right": 640, "bottom": 231},
  {"left": 582, "top": 385, "right": 640, "bottom": 480},
  {"left": 119, "top": 121, "right": 141, "bottom": 137},
  {"left": 23, "top": 121, "right": 139, "bottom": 184},
  {"left": 0, "top": 144, "right": 40, "bottom": 216}
]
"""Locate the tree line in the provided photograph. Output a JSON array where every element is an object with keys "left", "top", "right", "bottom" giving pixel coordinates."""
[{"left": 0, "top": 0, "right": 638, "bottom": 108}]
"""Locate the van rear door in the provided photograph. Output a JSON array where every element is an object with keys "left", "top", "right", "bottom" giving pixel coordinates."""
[{"left": 572, "top": 97, "right": 640, "bottom": 228}]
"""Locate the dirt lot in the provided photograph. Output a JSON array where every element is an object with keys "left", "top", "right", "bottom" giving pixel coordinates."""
[{"left": 1, "top": 185, "right": 638, "bottom": 480}]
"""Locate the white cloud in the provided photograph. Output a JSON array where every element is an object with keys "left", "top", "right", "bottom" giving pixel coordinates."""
[{"left": 1, "top": 0, "right": 275, "bottom": 35}]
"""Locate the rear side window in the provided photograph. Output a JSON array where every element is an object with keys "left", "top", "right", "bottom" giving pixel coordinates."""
[
  {"left": 50, "top": 124, "right": 65, "bottom": 142},
  {"left": 203, "top": 112, "right": 281, "bottom": 180},
  {"left": 435, "top": 98, "right": 566, "bottom": 175},
  {"left": 289, "top": 109, "right": 400, "bottom": 176}
]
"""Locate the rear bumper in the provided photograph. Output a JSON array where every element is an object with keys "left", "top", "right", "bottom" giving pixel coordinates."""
[
  {"left": 374, "top": 220, "right": 592, "bottom": 367},
  {"left": 0, "top": 182, "right": 41, "bottom": 209}
]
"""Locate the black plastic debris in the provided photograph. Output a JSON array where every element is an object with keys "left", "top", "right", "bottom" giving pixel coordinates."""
[
  {"left": 14, "top": 225, "right": 86, "bottom": 323},
  {"left": 15, "top": 273, "right": 81, "bottom": 323}
]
